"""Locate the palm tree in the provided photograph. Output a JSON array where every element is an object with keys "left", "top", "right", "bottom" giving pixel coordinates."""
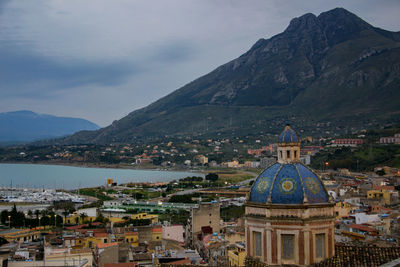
[
  {"left": 79, "top": 213, "right": 87, "bottom": 224},
  {"left": 34, "top": 210, "right": 40, "bottom": 228},
  {"left": 62, "top": 211, "right": 70, "bottom": 226}
]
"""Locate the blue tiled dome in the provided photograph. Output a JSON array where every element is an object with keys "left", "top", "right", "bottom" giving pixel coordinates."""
[
  {"left": 249, "top": 162, "right": 329, "bottom": 204},
  {"left": 278, "top": 125, "right": 299, "bottom": 143}
]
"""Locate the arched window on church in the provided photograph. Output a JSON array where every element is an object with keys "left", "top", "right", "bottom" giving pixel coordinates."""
[
  {"left": 316, "top": 233, "right": 326, "bottom": 259},
  {"left": 253, "top": 231, "right": 262, "bottom": 257},
  {"left": 281, "top": 234, "right": 295, "bottom": 260}
]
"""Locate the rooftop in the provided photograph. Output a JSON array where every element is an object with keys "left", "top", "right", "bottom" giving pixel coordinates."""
[{"left": 97, "top": 242, "right": 118, "bottom": 249}]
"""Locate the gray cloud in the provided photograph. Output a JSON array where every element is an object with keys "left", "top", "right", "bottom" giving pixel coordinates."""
[{"left": 0, "top": 46, "right": 135, "bottom": 94}]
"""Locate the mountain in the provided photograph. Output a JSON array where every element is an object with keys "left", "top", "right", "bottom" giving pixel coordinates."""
[
  {"left": 0, "top": 110, "right": 100, "bottom": 143},
  {"left": 60, "top": 8, "right": 400, "bottom": 144}
]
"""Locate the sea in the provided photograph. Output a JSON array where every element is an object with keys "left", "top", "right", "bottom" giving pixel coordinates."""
[{"left": 0, "top": 163, "right": 203, "bottom": 190}]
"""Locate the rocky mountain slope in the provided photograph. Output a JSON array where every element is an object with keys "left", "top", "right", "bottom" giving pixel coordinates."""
[{"left": 58, "top": 8, "right": 400, "bottom": 144}]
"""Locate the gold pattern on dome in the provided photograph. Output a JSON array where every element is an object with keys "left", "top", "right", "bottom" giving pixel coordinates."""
[
  {"left": 256, "top": 177, "right": 270, "bottom": 193},
  {"left": 305, "top": 177, "right": 321, "bottom": 194},
  {"left": 279, "top": 178, "right": 297, "bottom": 194}
]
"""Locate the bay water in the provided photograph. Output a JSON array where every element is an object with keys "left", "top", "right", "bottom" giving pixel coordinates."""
[{"left": 0, "top": 163, "right": 202, "bottom": 189}]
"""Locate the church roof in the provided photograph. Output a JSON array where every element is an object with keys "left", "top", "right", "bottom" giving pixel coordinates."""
[
  {"left": 249, "top": 162, "right": 329, "bottom": 204},
  {"left": 278, "top": 125, "right": 299, "bottom": 143}
]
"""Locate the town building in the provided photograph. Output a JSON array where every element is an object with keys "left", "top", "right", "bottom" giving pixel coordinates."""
[
  {"left": 186, "top": 202, "right": 220, "bottom": 248},
  {"left": 245, "top": 125, "right": 335, "bottom": 265},
  {"left": 332, "top": 138, "right": 364, "bottom": 146},
  {"left": 380, "top": 133, "right": 400, "bottom": 144}
]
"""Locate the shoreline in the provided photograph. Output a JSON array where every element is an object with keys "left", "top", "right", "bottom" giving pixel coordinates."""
[{"left": 0, "top": 161, "right": 204, "bottom": 174}]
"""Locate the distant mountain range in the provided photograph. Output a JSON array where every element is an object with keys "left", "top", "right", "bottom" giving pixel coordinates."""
[
  {"left": 55, "top": 8, "right": 400, "bottom": 144},
  {"left": 0, "top": 110, "right": 99, "bottom": 143}
]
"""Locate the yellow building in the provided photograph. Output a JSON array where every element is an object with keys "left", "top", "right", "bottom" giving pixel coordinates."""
[
  {"left": 196, "top": 155, "right": 208, "bottom": 165},
  {"left": 334, "top": 201, "right": 359, "bottom": 218},
  {"left": 228, "top": 243, "right": 246, "bottom": 267},
  {"left": 225, "top": 232, "right": 245, "bottom": 245},
  {"left": 131, "top": 213, "right": 158, "bottom": 224},
  {"left": 64, "top": 212, "right": 158, "bottom": 225},
  {"left": 125, "top": 231, "right": 139, "bottom": 247},
  {"left": 0, "top": 229, "right": 41, "bottom": 243},
  {"left": 152, "top": 227, "right": 162, "bottom": 242},
  {"left": 367, "top": 189, "right": 394, "bottom": 205},
  {"left": 64, "top": 214, "right": 97, "bottom": 225}
]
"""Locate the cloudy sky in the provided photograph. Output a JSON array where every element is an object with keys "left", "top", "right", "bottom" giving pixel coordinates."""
[{"left": 0, "top": 0, "right": 399, "bottom": 126}]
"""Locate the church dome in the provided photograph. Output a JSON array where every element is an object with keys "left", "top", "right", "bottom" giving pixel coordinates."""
[
  {"left": 278, "top": 125, "right": 299, "bottom": 143},
  {"left": 249, "top": 162, "right": 329, "bottom": 204}
]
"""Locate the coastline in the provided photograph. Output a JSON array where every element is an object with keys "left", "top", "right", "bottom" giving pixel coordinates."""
[{"left": 0, "top": 161, "right": 203, "bottom": 174}]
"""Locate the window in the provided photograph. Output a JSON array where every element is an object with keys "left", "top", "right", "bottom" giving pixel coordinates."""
[
  {"left": 209, "top": 221, "right": 212, "bottom": 224},
  {"left": 316, "top": 233, "right": 325, "bottom": 259},
  {"left": 253, "top": 231, "right": 262, "bottom": 257},
  {"left": 281, "top": 234, "right": 295, "bottom": 260},
  {"left": 294, "top": 150, "right": 297, "bottom": 158},
  {"left": 287, "top": 150, "right": 290, "bottom": 158},
  {"left": 280, "top": 151, "right": 283, "bottom": 158}
]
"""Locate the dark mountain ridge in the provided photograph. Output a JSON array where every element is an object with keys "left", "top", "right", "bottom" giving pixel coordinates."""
[
  {"left": 55, "top": 8, "right": 400, "bottom": 144},
  {"left": 0, "top": 110, "right": 100, "bottom": 143}
]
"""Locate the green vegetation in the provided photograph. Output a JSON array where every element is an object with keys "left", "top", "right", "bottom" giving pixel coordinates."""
[
  {"left": 311, "top": 144, "right": 400, "bottom": 171},
  {"left": 0, "top": 205, "right": 63, "bottom": 228},
  {"left": 205, "top": 173, "right": 218, "bottom": 181},
  {"left": 79, "top": 187, "right": 113, "bottom": 201},
  {"left": 169, "top": 194, "right": 198, "bottom": 204},
  {"left": 221, "top": 205, "right": 245, "bottom": 222},
  {"left": 158, "top": 210, "right": 190, "bottom": 225}
]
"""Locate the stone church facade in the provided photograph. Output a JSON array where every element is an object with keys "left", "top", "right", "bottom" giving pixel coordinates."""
[{"left": 245, "top": 125, "right": 335, "bottom": 266}]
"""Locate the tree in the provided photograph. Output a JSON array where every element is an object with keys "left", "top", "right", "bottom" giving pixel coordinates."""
[
  {"left": 34, "top": 210, "right": 40, "bottom": 225},
  {"left": 205, "top": 173, "right": 219, "bottom": 182},
  {"left": 376, "top": 169, "right": 385, "bottom": 176},
  {"left": 79, "top": 213, "right": 88, "bottom": 224},
  {"left": 0, "top": 237, "right": 8, "bottom": 246},
  {"left": 0, "top": 210, "right": 9, "bottom": 225},
  {"left": 10, "top": 204, "right": 25, "bottom": 227}
]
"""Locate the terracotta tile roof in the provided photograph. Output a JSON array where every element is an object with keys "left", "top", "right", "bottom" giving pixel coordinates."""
[
  {"left": 65, "top": 222, "right": 102, "bottom": 230},
  {"left": 94, "top": 232, "right": 109, "bottom": 238},
  {"left": 348, "top": 224, "right": 377, "bottom": 233},
  {"left": 125, "top": 232, "right": 138, "bottom": 235},
  {"left": 373, "top": 185, "right": 395, "bottom": 191},
  {"left": 312, "top": 245, "right": 400, "bottom": 267},
  {"left": 96, "top": 242, "right": 118, "bottom": 249}
]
